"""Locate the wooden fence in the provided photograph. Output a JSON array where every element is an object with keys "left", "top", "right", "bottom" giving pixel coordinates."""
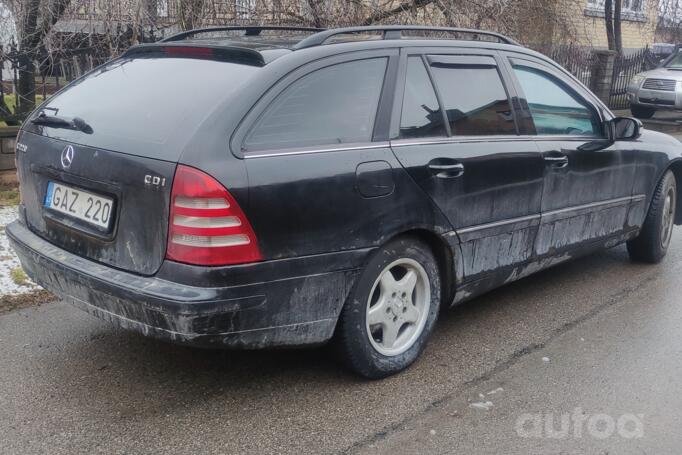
[{"left": 0, "top": 127, "right": 19, "bottom": 173}]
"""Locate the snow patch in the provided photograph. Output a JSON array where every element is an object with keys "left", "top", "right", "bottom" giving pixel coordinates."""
[
  {"left": 0, "top": 206, "right": 39, "bottom": 296},
  {"left": 469, "top": 401, "right": 494, "bottom": 411}
]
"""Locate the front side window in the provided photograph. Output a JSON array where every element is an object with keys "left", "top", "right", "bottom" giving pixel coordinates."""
[
  {"left": 513, "top": 65, "right": 601, "bottom": 137},
  {"left": 244, "top": 58, "right": 387, "bottom": 151},
  {"left": 399, "top": 56, "right": 446, "bottom": 139},
  {"left": 665, "top": 51, "right": 682, "bottom": 69},
  {"left": 428, "top": 56, "right": 516, "bottom": 136}
]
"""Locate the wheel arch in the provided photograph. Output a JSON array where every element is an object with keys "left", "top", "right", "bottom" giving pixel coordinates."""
[{"left": 386, "top": 228, "right": 459, "bottom": 309}]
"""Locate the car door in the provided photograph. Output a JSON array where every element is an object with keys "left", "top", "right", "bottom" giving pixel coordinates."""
[
  {"left": 389, "top": 48, "right": 545, "bottom": 282},
  {"left": 502, "top": 54, "right": 638, "bottom": 257},
  {"left": 235, "top": 50, "right": 416, "bottom": 260}
]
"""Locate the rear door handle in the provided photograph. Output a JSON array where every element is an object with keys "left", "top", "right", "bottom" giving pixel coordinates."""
[
  {"left": 543, "top": 153, "right": 569, "bottom": 168},
  {"left": 428, "top": 160, "right": 465, "bottom": 178}
]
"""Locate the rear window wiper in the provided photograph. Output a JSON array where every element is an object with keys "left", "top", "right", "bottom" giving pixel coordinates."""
[{"left": 30, "top": 112, "right": 93, "bottom": 134}]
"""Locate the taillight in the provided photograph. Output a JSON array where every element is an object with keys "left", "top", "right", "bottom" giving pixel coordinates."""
[
  {"left": 163, "top": 46, "right": 214, "bottom": 58},
  {"left": 166, "top": 165, "right": 262, "bottom": 266}
]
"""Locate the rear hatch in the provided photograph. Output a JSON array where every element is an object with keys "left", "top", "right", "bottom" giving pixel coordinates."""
[{"left": 18, "top": 47, "right": 260, "bottom": 275}]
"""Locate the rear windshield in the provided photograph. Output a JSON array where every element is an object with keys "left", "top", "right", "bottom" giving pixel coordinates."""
[{"left": 28, "top": 57, "right": 259, "bottom": 160}]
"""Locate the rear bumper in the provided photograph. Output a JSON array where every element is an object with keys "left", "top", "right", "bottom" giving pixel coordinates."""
[{"left": 7, "top": 220, "right": 367, "bottom": 348}]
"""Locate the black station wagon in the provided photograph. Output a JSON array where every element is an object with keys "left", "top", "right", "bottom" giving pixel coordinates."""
[{"left": 8, "top": 26, "right": 682, "bottom": 378}]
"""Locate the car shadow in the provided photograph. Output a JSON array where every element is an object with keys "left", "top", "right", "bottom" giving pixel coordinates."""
[{"left": 31, "top": 241, "right": 673, "bottom": 427}]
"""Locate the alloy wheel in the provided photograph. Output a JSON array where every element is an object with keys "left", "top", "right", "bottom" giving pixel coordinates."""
[{"left": 365, "top": 258, "right": 431, "bottom": 357}]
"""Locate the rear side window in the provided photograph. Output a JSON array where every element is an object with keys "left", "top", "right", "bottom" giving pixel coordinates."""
[
  {"left": 428, "top": 56, "right": 516, "bottom": 136},
  {"left": 244, "top": 58, "right": 387, "bottom": 151},
  {"left": 512, "top": 65, "right": 601, "bottom": 137},
  {"left": 399, "top": 57, "right": 446, "bottom": 139}
]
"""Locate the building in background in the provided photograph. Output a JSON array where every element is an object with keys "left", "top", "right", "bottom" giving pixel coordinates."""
[
  {"left": 521, "top": 0, "right": 660, "bottom": 51},
  {"left": 572, "top": 0, "right": 659, "bottom": 49}
]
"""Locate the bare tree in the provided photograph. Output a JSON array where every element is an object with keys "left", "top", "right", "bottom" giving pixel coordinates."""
[
  {"left": 1, "top": 0, "right": 584, "bottom": 124},
  {"left": 178, "top": 0, "right": 204, "bottom": 30},
  {"left": 604, "top": 0, "right": 623, "bottom": 53},
  {"left": 5, "top": 0, "right": 72, "bottom": 116},
  {"left": 362, "top": 0, "right": 433, "bottom": 25},
  {"left": 657, "top": 0, "right": 682, "bottom": 43},
  {"left": 615, "top": 0, "right": 622, "bottom": 52}
]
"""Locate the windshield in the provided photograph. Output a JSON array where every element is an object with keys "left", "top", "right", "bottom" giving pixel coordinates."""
[
  {"left": 27, "top": 56, "right": 259, "bottom": 160},
  {"left": 665, "top": 52, "right": 682, "bottom": 69}
]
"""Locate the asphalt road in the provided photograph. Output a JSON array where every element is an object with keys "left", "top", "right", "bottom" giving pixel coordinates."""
[{"left": 2, "top": 232, "right": 682, "bottom": 454}]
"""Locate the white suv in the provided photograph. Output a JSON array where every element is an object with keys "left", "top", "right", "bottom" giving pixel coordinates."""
[{"left": 628, "top": 50, "right": 682, "bottom": 118}]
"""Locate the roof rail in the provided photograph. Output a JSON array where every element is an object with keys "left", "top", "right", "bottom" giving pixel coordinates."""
[
  {"left": 161, "top": 26, "right": 325, "bottom": 43},
  {"left": 294, "top": 25, "right": 520, "bottom": 49}
]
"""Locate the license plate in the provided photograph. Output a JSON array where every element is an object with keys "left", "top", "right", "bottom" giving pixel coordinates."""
[{"left": 44, "top": 181, "right": 114, "bottom": 229}]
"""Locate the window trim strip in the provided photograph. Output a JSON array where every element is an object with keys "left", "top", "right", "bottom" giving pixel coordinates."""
[
  {"left": 390, "top": 134, "right": 600, "bottom": 147},
  {"left": 420, "top": 54, "right": 452, "bottom": 137},
  {"left": 243, "top": 142, "right": 390, "bottom": 159}
]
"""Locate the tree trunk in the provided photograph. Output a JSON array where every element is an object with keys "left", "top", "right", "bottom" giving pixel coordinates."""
[
  {"left": 16, "top": 0, "right": 41, "bottom": 117},
  {"left": 144, "top": 0, "right": 159, "bottom": 41},
  {"left": 614, "top": 0, "right": 622, "bottom": 54},
  {"left": 604, "top": 0, "right": 615, "bottom": 51},
  {"left": 15, "top": 0, "right": 72, "bottom": 119}
]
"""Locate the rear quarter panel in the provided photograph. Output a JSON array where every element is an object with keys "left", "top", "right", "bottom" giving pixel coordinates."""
[{"left": 244, "top": 147, "right": 453, "bottom": 259}]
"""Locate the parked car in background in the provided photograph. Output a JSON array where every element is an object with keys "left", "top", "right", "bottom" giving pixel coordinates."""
[
  {"left": 8, "top": 26, "right": 682, "bottom": 378},
  {"left": 652, "top": 43, "right": 678, "bottom": 62},
  {"left": 628, "top": 48, "right": 682, "bottom": 118}
]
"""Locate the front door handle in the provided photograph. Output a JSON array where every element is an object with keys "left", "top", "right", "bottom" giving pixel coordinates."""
[
  {"left": 543, "top": 153, "right": 569, "bottom": 168},
  {"left": 428, "top": 159, "right": 465, "bottom": 178}
]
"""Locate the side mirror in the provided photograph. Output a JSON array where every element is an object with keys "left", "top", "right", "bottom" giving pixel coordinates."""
[{"left": 611, "top": 117, "right": 642, "bottom": 141}]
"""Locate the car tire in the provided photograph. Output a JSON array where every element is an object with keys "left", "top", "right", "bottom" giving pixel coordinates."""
[
  {"left": 630, "top": 105, "right": 656, "bottom": 119},
  {"left": 627, "top": 171, "right": 677, "bottom": 263},
  {"left": 335, "top": 237, "right": 441, "bottom": 379}
]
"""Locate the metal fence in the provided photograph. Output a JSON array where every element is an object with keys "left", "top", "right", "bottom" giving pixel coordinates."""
[
  {"left": 542, "top": 45, "right": 661, "bottom": 110},
  {"left": 1, "top": 44, "right": 110, "bottom": 125},
  {"left": 609, "top": 47, "right": 660, "bottom": 110},
  {"left": 548, "top": 44, "right": 595, "bottom": 87}
]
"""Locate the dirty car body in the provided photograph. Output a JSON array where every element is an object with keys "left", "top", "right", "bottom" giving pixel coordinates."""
[{"left": 8, "top": 26, "right": 682, "bottom": 351}]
